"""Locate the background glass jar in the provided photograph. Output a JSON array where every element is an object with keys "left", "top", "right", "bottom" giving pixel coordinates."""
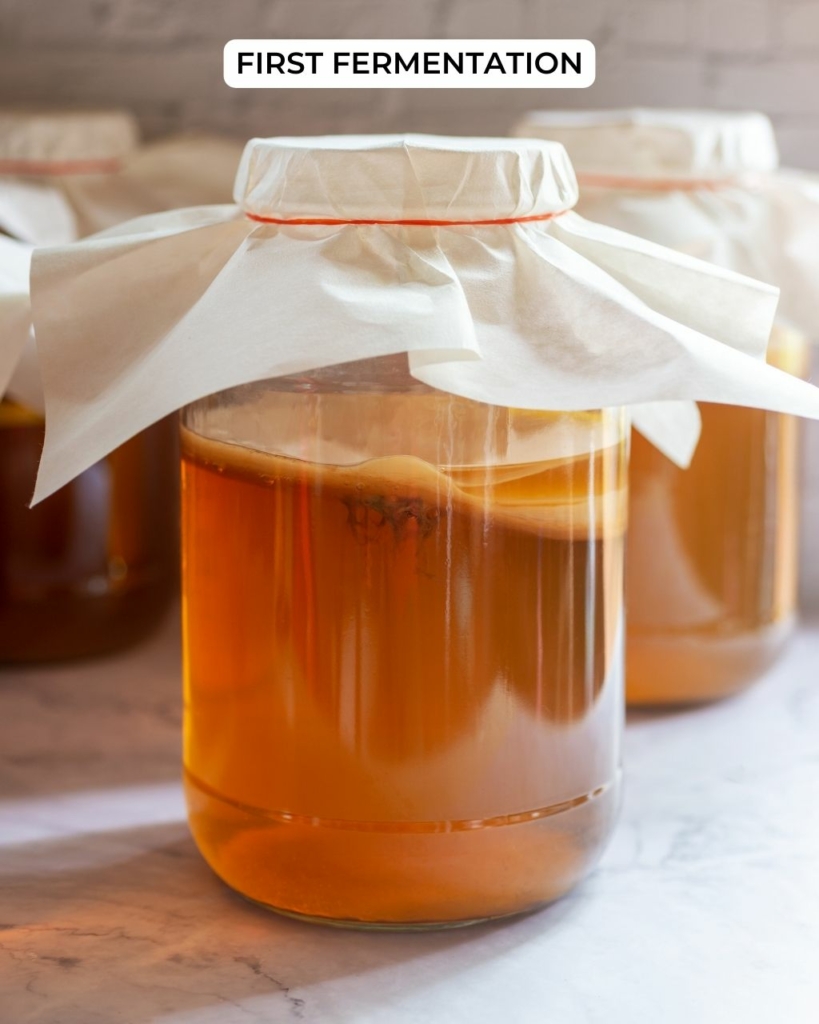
[
  {"left": 626, "top": 325, "right": 809, "bottom": 705},
  {"left": 0, "top": 403, "right": 177, "bottom": 661},
  {"left": 180, "top": 355, "right": 628, "bottom": 927}
]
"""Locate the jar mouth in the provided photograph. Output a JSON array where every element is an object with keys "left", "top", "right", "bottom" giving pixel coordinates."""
[
  {"left": 234, "top": 133, "right": 579, "bottom": 222},
  {"left": 0, "top": 110, "right": 140, "bottom": 172},
  {"left": 512, "top": 108, "right": 780, "bottom": 182}
]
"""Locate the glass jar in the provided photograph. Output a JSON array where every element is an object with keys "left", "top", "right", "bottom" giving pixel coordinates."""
[
  {"left": 801, "top": 343, "right": 819, "bottom": 611},
  {"left": 180, "top": 355, "right": 628, "bottom": 927},
  {"left": 513, "top": 109, "right": 819, "bottom": 701},
  {"left": 626, "top": 325, "right": 808, "bottom": 704},
  {"left": 0, "top": 403, "right": 177, "bottom": 661}
]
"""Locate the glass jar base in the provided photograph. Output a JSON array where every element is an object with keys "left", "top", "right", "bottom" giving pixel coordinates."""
[
  {"left": 184, "top": 769, "right": 620, "bottom": 930},
  {"left": 237, "top": 893, "right": 529, "bottom": 932},
  {"left": 626, "top": 615, "right": 796, "bottom": 706}
]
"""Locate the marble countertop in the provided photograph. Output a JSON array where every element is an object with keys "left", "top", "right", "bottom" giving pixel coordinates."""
[{"left": 2, "top": 609, "right": 818, "bottom": 1024}]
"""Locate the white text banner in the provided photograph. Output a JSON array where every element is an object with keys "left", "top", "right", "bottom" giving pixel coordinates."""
[{"left": 224, "top": 39, "right": 595, "bottom": 89}]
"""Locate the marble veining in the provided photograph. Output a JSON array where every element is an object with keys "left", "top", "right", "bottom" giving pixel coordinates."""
[{"left": 1, "top": 608, "right": 818, "bottom": 1023}]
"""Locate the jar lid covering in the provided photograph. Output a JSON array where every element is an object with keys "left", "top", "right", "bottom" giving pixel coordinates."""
[
  {"left": 0, "top": 110, "right": 140, "bottom": 170},
  {"left": 31, "top": 131, "right": 819, "bottom": 504},
  {"left": 235, "top": 134, "right": 579, "bottom": 221},
  {"left": 514, "top": 109, "right": 819, "bottom": 337},
  {"left": 514, "top": 109, "right": 779, "bottom": 182}
]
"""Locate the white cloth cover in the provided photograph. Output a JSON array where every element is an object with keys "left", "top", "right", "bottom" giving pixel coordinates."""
[
  {"left": 0, "top": 236, "right": 32, "bottom": 397},
  {"left": 0, "top": 110, "right": 140, "bottom": 245},
  {"left": 515, "top": 109, "right": 779, "bottom": 182},
  {"left": 31, "top": 132, "right": 819, "bottom": 504},
  {"left": 0, "top": 111, "right": 244, "bottom": 411},
  {"left": 0, "top": 110, "right": 244, "bottom": 243},
  {"left": 51, "top": 134, "right": 248, "bottom": 241},
  {"left": 0, "top": 110, "right": 138, "bottom": 165},
  {"left": 514, "top": 109, "right": 819, "bottom": 463},
  {"left": 513, "top": 108, "right": 819, "bottom": 335}
]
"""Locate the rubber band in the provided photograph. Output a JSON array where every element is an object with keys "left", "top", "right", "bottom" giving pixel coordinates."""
[
  {"left": 577, "top": 172, "right": 762, "bottom": 192},
  {"left": 0, "top": 158, "right": 123, "bottom": 176},
  {"left": 245, "top": 209, "right": 570, "bottom": 227}
]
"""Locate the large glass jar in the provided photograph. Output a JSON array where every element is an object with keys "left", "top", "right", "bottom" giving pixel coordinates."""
[
  {"left": 626, "top": 325, "right": 808, "bottom": 704},
  {"left": 180, "top": 356, "right": 628, "bottom": 927},
  {"left": 513, "top": 109, "right": 819, "bottom": 705},
  {"left": 0, "top": 404, "right": 177, "bottom": 661}
]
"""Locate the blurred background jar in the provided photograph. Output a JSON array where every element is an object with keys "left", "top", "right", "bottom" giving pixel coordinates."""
[
  {"left": 0, "top": 109, "right": 241, "bottom": 661},
  {"left": 514, "top": 109, "right": 819, "bottom": 705},
  {"left": 181, "top": 357, "right": 629, "bottom": 926}
]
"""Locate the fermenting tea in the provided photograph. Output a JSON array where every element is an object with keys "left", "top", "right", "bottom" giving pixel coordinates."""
[
  {"left": 181, "top": 385, "right": 627, "bottom": 924},
  {"left": 0, "top": 405, "right": 177, "bottom": 661},
  {"left": 626, "top": 328, "right": 807, "bottom": 703}
]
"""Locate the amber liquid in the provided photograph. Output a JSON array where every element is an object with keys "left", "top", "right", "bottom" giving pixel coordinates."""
[
  {"left": 0, "top": 404, "right": 177, "bottom": 661},
  {"left": 181, "top": 407, "right": 626, "bottom": 927},
  {"left": 626, "top": 330, "right": 806, "bottom": 704}
]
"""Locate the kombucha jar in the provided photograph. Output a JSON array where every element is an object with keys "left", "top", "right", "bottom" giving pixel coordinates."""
[
  {"left": 0, "top": 111, "right": 174, "bottom": 661},
  {"left": 0, "top": 110, "right": 242, "bottom": 661},
  {"left": 514, "top": 109, "right": 819, "bottom": 704},
  {"left": 0, "top": 403, "right": 177, "bottom": 661},
  {"left": 32, "top": 134, "right": 809, "bottom": 926},
  {"left": 180, "top": 359, "right": 628, "bottom": 926},
  {"left": 626, "top": 326, "right": 808, "bottom": 703}
]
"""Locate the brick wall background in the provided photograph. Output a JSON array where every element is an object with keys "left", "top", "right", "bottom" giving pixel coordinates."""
[{"left": 0, "top": 0, "right": 818, "bottom": 166}]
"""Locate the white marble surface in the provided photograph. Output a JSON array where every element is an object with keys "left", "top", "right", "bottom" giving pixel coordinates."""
[{"left": 2, "top": 608, "right": 819, "bottom": 1024}]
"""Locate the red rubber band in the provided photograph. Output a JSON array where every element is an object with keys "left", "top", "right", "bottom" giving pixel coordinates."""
[
  {"left": 0, "top": 158, "right": 123, "bottom": 176},
  {"left": 245, "top": 209, "right": 569, "bottom": 227},
  {"left": 577, "top": 172, "right": 756, "bottom": 192}
]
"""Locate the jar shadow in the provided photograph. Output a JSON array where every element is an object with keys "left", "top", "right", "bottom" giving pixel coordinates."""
[{"left": 1, "top": 820, "right": 584, "bottom": 1023}]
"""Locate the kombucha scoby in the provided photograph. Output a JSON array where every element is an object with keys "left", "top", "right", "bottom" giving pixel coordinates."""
[{"left": 181, "top": 370, "right": 627, "bottom": 926}]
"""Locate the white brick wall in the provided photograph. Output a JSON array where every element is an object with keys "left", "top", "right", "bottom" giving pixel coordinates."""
[
  {"left": 780, "top": 1, "right": 819, "bottom": 49},
  {"left": 697, "top": 0, "right": 771, "bottom": 54},
  {"left": 622, "top": 1, "right": 691, "bottom": 50},
  {"left": 0, "top": 0, "right": 817, "bottom": 168}
]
